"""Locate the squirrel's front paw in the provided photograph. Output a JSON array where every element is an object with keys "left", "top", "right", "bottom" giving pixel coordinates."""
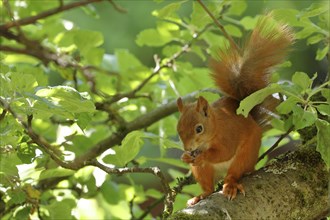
[
  {"left": 181, "top": 152, "right": 194, "bottom": 164},
  {"left": 222, "top": 182, "right": 245, "bottom": 200},
  {"left": 191, "top": 153, "right": 204, "bottom": 166}
]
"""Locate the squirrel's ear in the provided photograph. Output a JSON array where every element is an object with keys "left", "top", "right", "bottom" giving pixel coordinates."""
[
  {"left": 196, "top": 96, "right": 209, "bottom": 117},
  {"left": 177, "top": 97, "right": 184, "bottom": 112}
]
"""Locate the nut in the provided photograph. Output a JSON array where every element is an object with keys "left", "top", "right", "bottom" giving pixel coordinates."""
[{"left": 190, "top": 149, "right": 202, "bottom": 158}]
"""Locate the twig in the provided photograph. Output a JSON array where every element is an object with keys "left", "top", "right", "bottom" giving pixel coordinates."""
[
  {"left": 105, "top": 20, "right": 215, "bottom": 106},
  {"left": 258, "top": 126, "right": 295, "bottom": 162},
  {"left": 108, "top": 0, "right": 127, "bottom": 13},
  {"left": 0, "top": 0, "right": 103, "bottom": 30},
  {"left": 196, "top": 0, "right": 240, "bottom": 52},
  {"left": 88, "top": 159, "right": 174, "bottom": 217},
  {"left": 172, "top": 174, "right": 195, "bottom": 198}
]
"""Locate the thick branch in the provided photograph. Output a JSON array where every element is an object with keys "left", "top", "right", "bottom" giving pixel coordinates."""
[
  {"left": 75, "top": 88, "right": 220, "bottom": 165},
  {"left": 170, "top": 147, "right": 329, "bottom": 219}
]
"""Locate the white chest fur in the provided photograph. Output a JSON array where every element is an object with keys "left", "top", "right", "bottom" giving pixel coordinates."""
[{"left": 212, "top": 157, "right": 234, "bottom": 182}]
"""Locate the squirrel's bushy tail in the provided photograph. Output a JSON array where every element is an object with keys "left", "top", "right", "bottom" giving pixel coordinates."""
[{"left": 211, "top": 15, "right": 294, "bottom": 101}]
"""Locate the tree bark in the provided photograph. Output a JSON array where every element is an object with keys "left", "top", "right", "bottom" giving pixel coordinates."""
[{"left": 170, "top": 146, "right": 329, "bottom": 220}]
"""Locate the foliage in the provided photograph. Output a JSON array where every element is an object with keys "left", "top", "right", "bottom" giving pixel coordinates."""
[{"left": 0, "top": 0, "right": 329, "bottom": 219}]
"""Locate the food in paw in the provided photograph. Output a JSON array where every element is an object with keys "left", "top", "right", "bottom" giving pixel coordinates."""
[{"left": 190, "top": 149, "right": 202, "bottom": 158}]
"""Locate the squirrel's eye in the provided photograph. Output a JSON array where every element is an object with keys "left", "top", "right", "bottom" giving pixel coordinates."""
[{"left": 195, "top": 125, "right": 203, "bottom": 134}]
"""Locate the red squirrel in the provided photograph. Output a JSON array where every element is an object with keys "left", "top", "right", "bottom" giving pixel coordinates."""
[{"left": 176, "top": 15, "right": 294, "bottom": 206}]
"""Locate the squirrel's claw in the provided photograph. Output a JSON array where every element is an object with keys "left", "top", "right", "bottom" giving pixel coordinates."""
[
  {"left": 222, "top": 182, "right": 245, "bottom": 200},
  {"left": 187, "top": 196, "right": 201, "bottom": 206}
]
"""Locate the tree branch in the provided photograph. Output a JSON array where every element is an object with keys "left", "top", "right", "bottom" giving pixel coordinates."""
[
  {"left": 0, "top": 0, "right": 105, "bottom": 30},
  {"left": 258, "top": 125, "right": 295, "bottom": 162},
  {"left": 87, "top": 159, "right": 174, "bottom": 218},
  {"left": 170, "top": 147, "right": 329, "bottom": 219}
]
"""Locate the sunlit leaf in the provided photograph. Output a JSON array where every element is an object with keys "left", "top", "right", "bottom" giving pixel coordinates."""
[
  {"left": 103, "top": 131, "right": 145, "bottom": 167},
  {"left": 316, "top": 45, "right": 329, "bottom": 61},
  {"left": 240, "top": 16, "right": 259, "bottom": 30},
  {"left": 292, "top": 72, "right": 313, "bottom": 91},
  {"left": 224, "top": 24, "right": 242, "bottom": 37},
  {"left": 39, "top": 168, "right": 75, "bottom": 181},
  {"left": 276, "top": 96, "right": 300, "bottom": 115},
  {"left": 237, "top": 84, "right": 282, "bottom": 117},
  {"left": 136, "top": 28, "right": 173, "bottom": 47},
  {"left": 298, "top": 2, "right": 329, "bottom": 18},
  {"left": 227, "top": 1, "right": 247, "bottom": 16},
  {"left": 45, "top": 198, "right": 76, "bottom": 220},
  {"left": 35, "top": 86, "right": 95, "bottom": 115}
]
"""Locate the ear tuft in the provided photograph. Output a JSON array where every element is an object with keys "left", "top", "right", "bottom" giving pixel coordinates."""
[
  {"left": 177, "top": 97, "right": 184, "bottom": 112},
  {"left": 196, "top": 96, "right": 209, "bottom": 117}
]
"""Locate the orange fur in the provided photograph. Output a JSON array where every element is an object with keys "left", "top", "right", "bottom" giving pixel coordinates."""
[{"left": 177, "top": 15, "right": 294, "bottom": 206}]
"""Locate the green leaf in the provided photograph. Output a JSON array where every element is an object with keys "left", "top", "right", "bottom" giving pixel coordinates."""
[
  {"left": 276, "top": 96, "right": 300, "bottom": 114},
  {"left": 7, "top": 189, "right": 27, "bottom": 207},
  {"left": 70, "top": 135, "right": 94, "bottom": 157},
  {"left": 298, "top": 2, "right": 329, "bottom": 18},
  {"left": 46, "top": 198, "right": 76, "bottom": 220},
  {"left": 17, "top": 142, "right": 36, "bottom": 164},
  {"left": 0, "top": 116, "right": 23, "bottom": 147},
  {"left": 227, "top": 1, "right": 247, "bottom": 16},
  {"left": 190, "top": 1, "right": 213, "bottom": 29},
  {"left": 316, "top": 119, "right": 330, "bottom": 170},
  {"left": 162, "top": 139, "right": 183, "bottom": 150},
  {"left": 103, "top": 131, "right": 145, "bottom": 167},
  {"left": 35, "top": 86, "right": 95, "bottom": 114},
  {"left": 14, "top": 206, "right": 31, "bottom": 220},
  {"left": 292, "top": 105, "right": 317, "bottom": 130},
  {"left": 101, "top": 181, "right": 121, "bottom": 204},
  {"left": 162, "top": 45, "right": 182, "bottom": 57},
  {"left": 295, "top": 26, "right": 318, "bottom": 39},
  {"left": 307, "top": 34, "right": 324, "bottom": 45},
  {"left": 224, "top": 24, "right": 242, "bottom": 37},
  {"left": 272, "top": 9, "right": 301, "bottom": 27},
  {"left": 292, "top": 72, "right": 313, "bottom": 91},
  {"left": 39, "top": 168, "right": 75, "bottom": 181},
  {"left": 84, "top": 47, "right": 105, "bottom": 66},
  {"left": 316, "top": 45, "right": 329, "bottom": 61},
  {"left": 152, "top": 1, "right": 182, "bottom": 20},
  {"left": 316, "top": 104, "right": 330, "bottom": 116},
  {"left": 115, "top": 49, "right": 144, "bottom": 73},
  {"left": 0, "top": 152, "right": 20, "bottom": 184},
  {"left": 321, "top": 88, "right": 330, "bottom": 101},
  {"left": 136, "top": 28, "right": 172, "bottom": 47},
  {"left": 240, "top": 16, "right": 259, "bottom": 30},
  {"left": 76, "top": 112, "right": 92, "bottom": 131},
  {"left": 237, "top": 84, "right": 281, "bottom": 117},
  {"left": 73, "top": 30, "right": 104, "bottom": 51},
  {"left": 10, "top": 72, "right": 38, "bottom": 93},
  {"left": 190, "top": 45, "right": 206, "bottom": 61},
  {"left": 271, "top": 117, "right": 285, "bottom": 131}
]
